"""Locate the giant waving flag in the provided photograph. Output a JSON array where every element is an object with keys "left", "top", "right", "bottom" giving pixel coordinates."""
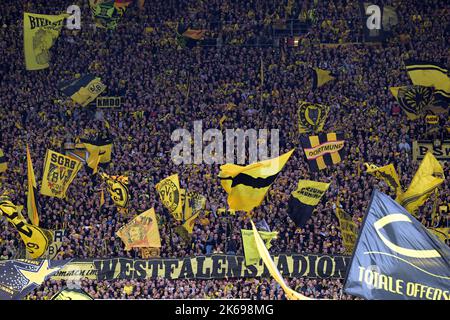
[
  {"left": 344, "top": 189, "right": 450, "bottom": 300},
  {"left": 218, "top": 149, "right": 294, "bottom": 212}
]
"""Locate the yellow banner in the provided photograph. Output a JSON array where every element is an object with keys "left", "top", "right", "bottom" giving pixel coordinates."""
[
  {"left": 41, "top": 149, "right": 82, "bottom": 199},
  {"left": 412, "top": 140, "right": 450, "bottom": 161},
  {"left": 23, "top": 13, "right": 68, "bottom": 70},
  {"left": 335, "top": 201, "right": 358, "bottom": 254},
  {"left": 291, "top": 180, "right": 330, "bottom": 206}
]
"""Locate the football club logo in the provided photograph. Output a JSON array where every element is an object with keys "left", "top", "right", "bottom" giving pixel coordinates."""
[
  {"left": 298, "top": 102, "right": 329, "bottom": 133},
  {"left": 158, "top": 179, "right": 180, "bottom": 213},
  {"left": 397, "top": 86, "right": 433, "bottom": 116}
]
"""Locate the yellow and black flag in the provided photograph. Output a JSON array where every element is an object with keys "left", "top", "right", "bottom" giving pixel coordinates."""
[
  {"left": 288, "top": 180, "right": 330, "bottom": 227},
  {"left": 51, "top": 288, "right": 94, "bottom": 300},
  {"left": 155, "top": 174, "right": 183, "bottom": 221},
  {"left": 390, "top": 86, "right": 434, "bottom": 120},
  {"left": 100, "top": 173, "right": 130, "bottom": 209},
  {"left": 219, "top": 149, "right": 295, "bottom": 212},
  {"left": 58, "top": 74, "right": 107, "bottom": 107},
  {"left": 241, "top": 228, "right": 278, "bottom": 266},
  {"left": 26, "top": 145, "right": 39, "bottom": 226},
  {"left": 300, "top": 133, "right": 346, "bottom": 172},
  {"left": 344, "top": 189, "right": 450, "bottom": 300},
  {"left": 405, "top": 60, "right": 450, "bottom": 97},
  {"left": 396, "top": 152, "right": 444, "bottom": 216},
  {"left": 365, "top": 163, "right": 402, "bottom": 195},
  {"left": 311, "top": 68, "right": 335, "bottom": 90},
  {"left": 81, "top": 137, "right": 113, "bottom": 175},
  {"left": 40, "top": 149, "right": 82, "bottom": 199},
  {"left": 335, "top": 198, "right": 358, "bottom": 255},
  {"left": 0, "top": 196, "right": 52, "bottom": 259},
  {"left": 0, "top": 149, "right": 7, "bottom": 173},
  {"left": 297, "top": 101, "right": 330, "bottom": 133},
  {"left": 23, "top": 12, "right": 68, "bottom": 70}
]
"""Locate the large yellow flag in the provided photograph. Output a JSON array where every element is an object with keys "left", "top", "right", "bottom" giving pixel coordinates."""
[
  {"left": 219, "top": 149, "right": 295, "bottom": 212},
  {"left": 116, "top": 208, "right": 161, "bottom": 250},
  {"left": 26, "top": 145, "right": 39, "bottom": 226},
  {"left": 396, "top": 152, "right": 444, "bottom": 215},
  {"left": 23, "top": 12, "right": 68, "bottom": 70},
  {"left": 0, "top": 196, "right": 51, "bottom": 259},
  {"left": 40, "top": 149, "right": 82, "bottom": 199},
  {"left": 365, "top": 163, "right": 402, "bottom": 195},
  {"left": 155, "top": 174, "right": 183, "bottom": 220},
  {"left": 250, "top": 220, "right": 312, "bottom": 300},
  {"left": 241, "top": 229, "right": 278, "bottom": 266}
]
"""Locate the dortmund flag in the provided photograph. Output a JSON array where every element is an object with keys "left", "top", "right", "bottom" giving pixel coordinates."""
[
  {"left": 405, "top": 61, "right": 450, "bottom": 98},
  {"left": 250, "top": 220, "right": 312, "bottom": 300},
  {"left": 23, "top": 12, "right": 68, "bottom": 70},
  {"left": 182, "top": 212, "right": 199, "bottom": 234},
  {"left": 0, "top": 196, "right": 52, "bottom": 259},
  {"left": 297, "top": 101, "right": 330, "bottom": 134},
  {"left": 81, "top": 137, "right": 113, "bottom": 174},
  {"left": 58, "top": 74, "right": 107, "bottom": 107},
  {"left": 396, "top": 152, "right": 444, "bottom": 216},
  {"left": 218, "top": 149, "right": 295, "bottom": 212},
  {"left": 390, "top": 86, "right": 434, "bottom": 120},
  {"left": 344, "top": 189, "right": 450, "bottom": 300},
  {"left": 116, "top": 208, "right": 161, "bottom": 250},
  {"left": 288, "top": 180, "right": 330, "bottom": 227},
  {"left": 0, "top": 149, "right": 7, "bottom": 173},
  {"left": 155, "top": 174, "right": 183, "bottom": 221},
  {"left": 300, "top": 133, "right": 346, "bottom": 172},
  {"left": 365, "top": 163, "right": 402, "bottom": 195},
  {"left": 100, "top": 173, "right": 130, "bottom": 209},
  {"left": 241, "top": 229, "right": 277, "bottom": 266},
  {"left": 182, "top": 191, "right": 206, "bottom": 221},
  {"left": 40, "top": 149, "right": 82, "bottom": 199},
  {"left": 26, "top": 145, "right": 39, "bottom": 226},
  {"left": 312, "top": 68, "right": 335, "bottom": 90},
  {"left": 51, "top": 288, "right": 94, "bottom": 300},
  {"left": 335, "top": 199, "right": 358, "bottom": 255}
]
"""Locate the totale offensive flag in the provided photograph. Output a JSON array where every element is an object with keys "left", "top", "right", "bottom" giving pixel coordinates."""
[
  {"left": 241, "top": 228, "right": 278, "bottom": 266},
  {"left": 301, "top": 133, "right": 345, "bottom": 172},
  {"left": 0, "top": 196, "right": 52, "bottom": 259},
  {"left": 288, "top": 180, "right": 330, "bottom": 227},
  {"left": 155, "top": 174, "right": 183, "bottom": 221},
  {"left": 26, "top": 145, "right": 39, "bottom": 226},
  {"left": 396, "top": 152, "right": 444, "bottom": 216},
  {"left": 41, "top": 149, "right": 82, "bottom": 199},
  {"left": 116, "top": 208, "right": 161, "bottom": 250},
  {"left": 0, "top": 149, "right": 7, "bottom": 173},
  {"left": 344, "top": 189, "right": 450, "bottom": 300},
  {"left": 365, "top": 163, "right": 402, "bottom": 195},
  {"left": 23, "top": 12, "right": 68, "bottom": 70},
  {"left": 219, "top": 149, "right": 295, "bottom": 212}
]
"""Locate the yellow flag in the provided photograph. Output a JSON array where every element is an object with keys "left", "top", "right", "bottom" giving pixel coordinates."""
[
  {"left": 26, "top": 145, "right": 39, "bottom": 226},
  {"left": 23, "top": 12, "right": 68, "bottom": 70},
  {"left": 100, "top": 173, "right": 130, "bottom": 208},
  {"left": 396, "top": 152, "right": 444, "bottom": 215},
  {"left": 0, "top": 197, "right": 51, "bottom": 259},
  {"left": 365, "top": 163, "right": 402, "bottom": 195},
  {"left": 155, "top": 174, "right": 183, "bottom": 220},
  {"left": 83, "top": 139, "right": 113, "bottom": 174},
  {"left": 0, "top": 149, "right": 7, "bottom": 173},
  {"left": 116, "top": 208, "right": 161, "bottom": 250},
  {"left": 182, "top": 212, "right": 199, "bottom": 234},
  {"left": 250, "top": 220, "right": 312, "bottom": 300},
  {"left": 241, "top": 229, "right": 278, "bottom": 266},
  {"left": 219, "top": 149, "right": 294, "bottom": 212},
  {"left": 335, "top": 198, "right": 358, "bottom": 254},
  {"left": 312, "top": 68, "right": 335, "bottom": 89}
]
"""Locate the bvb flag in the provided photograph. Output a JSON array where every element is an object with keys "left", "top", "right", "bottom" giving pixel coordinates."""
[
  {"left": 287, "top": 180, "right": 330, "bottom": 227},
  {"left": 182, "top": 212, "right": 199, "bottom": 235},
  {"left": 396, "top": 152, "right": 444, "bottom": 216},
  {"left": 250, "top": 220, "right": 312, "bottom": 300},
  {"left": 218, "top": 149, "right": 295, "bottom": 212},
  {"left": 365, "top": 163, "right": 402, "bottom": 195},
  {"left": 344, "top": 189, "right": 450, "bottom": 300},
  {"left": 390, "top": 86, "right": 434, "bottom": 120},
  {"left": 0, "top": 149, "right": 7, "bottom": 173},
  {"left": 51, "top": 287, "right": 94, "bottom": 300},
  {"left": 300, "top": 133, "right": 346, "bottom": 172},
  {"left": 26, "top": 145, "right": 39, "bottom": 226},
  {"left": 116, "top": 208, "right": 161, "bottom": 250},
  {"left": 100, "top": 173, "right": 130, "bottom": 209},
  {"left": 297, "top": 101, "right": 330, "bottom": 134},
  {"left": 58, "top": 74, "right": 107, "bottom": 107},
  {"left": 311, "top": 68, "right": 335, "bottom": 90},
  {"left": 23, "top": 12, "right": 68, "bottom": 70},
  {"left": 155, "top": 174, "right": 183, "bottom": 221},
  {"left": 0, "top": 196, "right": 52, "bottom": 259},
  {"left": 241, "top": 229, "right": 277, "bottom": 266},
  {"left": 40, "top": 149, "right": 82, "bottom": 199}
]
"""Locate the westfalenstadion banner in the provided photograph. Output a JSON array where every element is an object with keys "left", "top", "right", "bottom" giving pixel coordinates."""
[{"left": 344, "top": 189, "right": 450, "bottom": 300}]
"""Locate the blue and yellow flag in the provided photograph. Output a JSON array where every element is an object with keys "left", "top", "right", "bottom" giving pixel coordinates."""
[{"left": 344, "top": 189, "right": 450, "bottom": 300}]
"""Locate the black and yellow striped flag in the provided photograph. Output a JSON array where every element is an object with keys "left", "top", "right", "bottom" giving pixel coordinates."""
[
  {"left": 26, "top": 145, "right": 39, "bottom": 226},
  {"left": 405, "top": 61, "right": 450, "bottom": 97},
  {"left": 300, "top": 133, "right": 346, "bottom": 172},
  {"left": 218, "top": 149, "right": 294, "bottom": 212},
  {"left": 0, "top": 149, "right": 7, "bottom": 173},
  {"left": 58, "top": 74, "right": 106, "bottom": 107}
]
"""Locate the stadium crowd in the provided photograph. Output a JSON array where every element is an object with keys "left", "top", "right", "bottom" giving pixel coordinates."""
[{"left": 0, "top": 0, "right": 448, "bottom": 299}]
